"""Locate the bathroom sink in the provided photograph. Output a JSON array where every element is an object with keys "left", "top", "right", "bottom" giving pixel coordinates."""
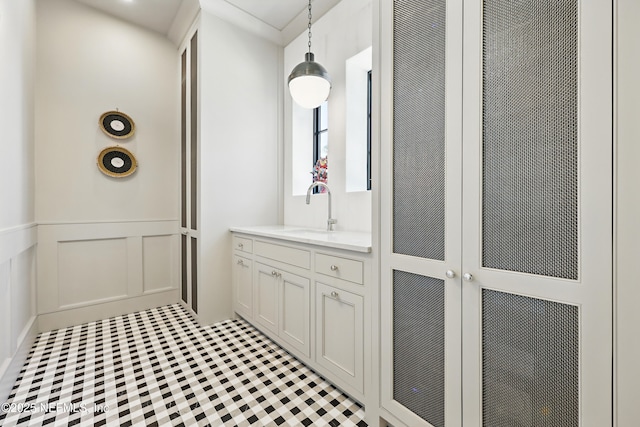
[
  {"left": 280, "top": 228, "right": 333, "bottom": 237},
  {"left": 229, "top": 225, "right": 372, "bottom": 253}
]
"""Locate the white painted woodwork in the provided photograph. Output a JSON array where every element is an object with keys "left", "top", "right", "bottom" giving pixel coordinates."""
[
  {"left": 233, "top": 255, "right": 253, "bottom": 320},
  {"left": 254, "top": 262, "right": 280, "bottom": 334},
  {"left": 254, "top": 240, "right": 311, "bottom": 270},
  {"left": 315, "top": 253, "right": 364, "bottom": 285},
  {"left": 0, "top": 225, "right": 38, "bottom": 405},
  {"left": 179, "top": 25, "right": 199, "bottom": 316},
  {"left": 0, "top": 0, "right": 37, "bottom": 405},
  {"left": 279, "top": 271, "right": 310, "bottom": 356},
  {"left": 142, "top": 235, "right": 177, "bottom": 293},
  {"left": 230, "top": 231, "right": 372, "bottom": 414},
  {"left": 315, "top": 282, "right": 364, "bottom": 393},
  {"left": 0, "top": 261, "right": 10, "bottom": 374},
  {"left": 615, "top": 1, "right": 640, "bottom": 425},
  {"left": 461, "top": 1, "right": 613, "bottom": 425},
  {"left": 58, "top": 238, "right": 129, "bottom": 308},
  {"left": 37, "top": 221, "right": 179, "bottom": 323},
  {"left": 232, "top": 236, "right": 253, "bottom": 254},
  {"left": 378, "top": 0, "right": 463, "bottom": 425},
  {"left": 378, "top": 0, "right": 613, "bottom": 426}
]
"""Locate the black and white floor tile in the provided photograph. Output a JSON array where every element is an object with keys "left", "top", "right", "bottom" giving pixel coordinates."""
[{"left": 0, "top": 304, "right": 367, "bottom": 426}]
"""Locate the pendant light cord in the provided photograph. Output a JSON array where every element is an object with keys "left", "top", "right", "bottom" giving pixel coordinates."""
[{"left": 307, "top": 0, "right": 312, "bottom": 54}]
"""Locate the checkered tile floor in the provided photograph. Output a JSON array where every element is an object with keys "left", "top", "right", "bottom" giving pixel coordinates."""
[{"left": 0, "top": 304, "right": 367, "bottom": 426}]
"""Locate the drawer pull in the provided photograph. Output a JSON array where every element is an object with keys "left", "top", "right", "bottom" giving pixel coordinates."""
[
  {"left": 330, "top": 291, "right": 339, "bottom": 298},
  {"left": 330, "top": 265, "right": 339, "bottom": 271},
  {"left": 237, "top": 243, "right": 244, "bottom": 249},
  {"left": 237, "top": 260, "right": 244, "bottom": 266}
]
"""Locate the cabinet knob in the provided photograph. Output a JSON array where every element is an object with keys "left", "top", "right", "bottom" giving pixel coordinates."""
[
  {"left": 238, "top": 243, "right": 244, "bottom": 249},
  {"left": 271, "top": 270, "right": 278, "bottom": 276},
  {"left": 330, "top": 265, "right": 339, "bottom": 271},
  {"left": 237, "top": 260, "right": 244, "bottom": 266},
  {"left": 446, "top": 270, "right": 456, "bottom": 279},
  {"left": 330, "top": 291, "right": 339, "bottom": 298},
  {"left": 463, "top": 273, "right": 474, "bottom": 282}
]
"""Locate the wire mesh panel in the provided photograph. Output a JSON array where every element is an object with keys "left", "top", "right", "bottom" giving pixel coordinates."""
[
  {"left": 482, "top": 289, "right": 579, "bottom": 427},
  {"left": 393, "top": 270, "right": 445, "bottom": 427},
  {"left": 392, "top": 0, "right": 446, "bottom": 261},
  {"left": 482, "top": 0, "right": 578, "bottom": 279}
]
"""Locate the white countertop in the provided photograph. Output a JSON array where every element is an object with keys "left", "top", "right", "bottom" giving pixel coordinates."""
[{"left": 230, "top": 225, "right": 372, "bottom": 253}]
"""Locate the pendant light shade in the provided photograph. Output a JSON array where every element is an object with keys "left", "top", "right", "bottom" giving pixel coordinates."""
[
  {"left": 288, "top": 53, "right": 331, "bottom": 109},
  {"left": 288, "top": 1, "right": 331, "bottom": 109}
]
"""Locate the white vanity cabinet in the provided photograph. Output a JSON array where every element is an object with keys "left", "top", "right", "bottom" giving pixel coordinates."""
[{"left": 230, "top": 227, "right": 372, "bottom": 405}]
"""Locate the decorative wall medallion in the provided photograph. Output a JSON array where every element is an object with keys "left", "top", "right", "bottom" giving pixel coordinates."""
[
  {"left": 99, "top": 111, "right": 135, "bottom": 139},
  {"left": 97, "top": 146, "right": 138, "bottom": 178}
]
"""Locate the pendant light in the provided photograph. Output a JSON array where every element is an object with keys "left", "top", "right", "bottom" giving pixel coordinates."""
[{"left": 288, "top": 0, "right": 331, "bottom": 109}]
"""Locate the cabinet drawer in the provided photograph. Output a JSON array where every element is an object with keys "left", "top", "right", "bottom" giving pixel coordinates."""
[
  {"left": 233, "top": 236, "right": 253, "bottom": 253},
  {"left": 315, "top": 253, "right": 363, "bottom": 285},
  {"left": 254, "top": 240, "right": 310, "bottom": 270}
]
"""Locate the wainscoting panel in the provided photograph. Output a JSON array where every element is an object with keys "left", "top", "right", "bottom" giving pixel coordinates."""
[
  {"left": 0, "top": 224, "right": 38, "bottom": 404},
  {"left": 10, "top": 246, "right": 36, "bottom": 351},
  {"left": 37, "top": 221, "right": 179, "bottom": 329},
  {"left": 143, "top": 234, "right": 178, "bottom": 293},
  {"left": 0, "top": 260, "right": 10, "bottom": 375},
  {"left": 58, "top": 238, "right": 129, "bottom": 308}
]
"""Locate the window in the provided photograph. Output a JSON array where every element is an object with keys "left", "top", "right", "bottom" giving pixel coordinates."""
[
  {"left": 312, "top": 101, "right": 329, "bottom": 193},
  {"left": 367, "top": 70, "right": 372, "bottom": 191},
  {"left": 345, "top": 46, "right": 372, "bottom": 192}
]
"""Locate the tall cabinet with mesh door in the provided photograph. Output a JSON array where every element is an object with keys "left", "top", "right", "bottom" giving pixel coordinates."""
[
  {"left": 180, "top": 28, "right": 199, "bottom": 316},
  {"left": 378, "top": 1, "right": 613, "bottom": 426}
]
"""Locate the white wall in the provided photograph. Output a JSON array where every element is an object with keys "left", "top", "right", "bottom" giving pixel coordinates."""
[
  {"left": 0, "top": 0, "right": 38, "bottom": 404},
  {"left": 36, "top": 0, "right": 179, "bottom": 223},
  {"left": 34, "top": 0, "right": 180, "bottom": 328},
  {"left": 284, "top": 0, "right": 373, "bottom": 233},
  {"left": 615, "top": 0, "right": 640, "bottom": 425},
  {"left": 197, "top": 11, "right": 280, "bottom": 324}
]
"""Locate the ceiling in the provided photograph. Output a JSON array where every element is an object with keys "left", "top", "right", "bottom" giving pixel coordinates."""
[{"left": 72, "top": 0, "right": 321, "bottom": 39}]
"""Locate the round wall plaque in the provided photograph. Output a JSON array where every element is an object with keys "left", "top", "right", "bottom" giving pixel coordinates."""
[
  {"left": 99, "top": 111, "right": 135, "bottom": 139},
  {"left": 97, "top": 146, "right": 138, "bottom": 178}
]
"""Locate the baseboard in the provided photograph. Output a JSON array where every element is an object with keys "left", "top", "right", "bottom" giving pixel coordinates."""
[
  {"left": 38, "top": 290, "right": 180, "bottom": 332},
  {"left": 0, "top": 316, "right": 38, "bottom": 404}
]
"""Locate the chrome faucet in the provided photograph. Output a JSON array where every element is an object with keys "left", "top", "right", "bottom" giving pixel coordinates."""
[{"left": 306, "top": 182, "right": 337, "bottom": 231}]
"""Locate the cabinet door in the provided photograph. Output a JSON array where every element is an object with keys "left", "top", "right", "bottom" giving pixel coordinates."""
[
  {"left": 254, "top": 262, "right": 279, "bottom": 334},
  {"left": 315, "top": 282, "right": 364, "bottom": 394},
  {"left": 380, "top": 0, "right": 463, "bottom": 426},
  {"left": 180, "top": 30, "right": 199, "bottom": 314},
  {"left": 233, "top": 255, "right": 252, "bottom": 319},
  {"left": 461, "top": 0, "right": 612, "bottom": 426},
  {"left": 279, "top": 271, "right": 310, "bottom": 357}
]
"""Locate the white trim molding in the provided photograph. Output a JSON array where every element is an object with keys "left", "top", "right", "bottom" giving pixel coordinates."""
[
  {"left": 37, "top": 220, "right": 180, "bottom": 330},
  {"left": 0, "top": 223, "right": 38, "bottom": 404}
]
